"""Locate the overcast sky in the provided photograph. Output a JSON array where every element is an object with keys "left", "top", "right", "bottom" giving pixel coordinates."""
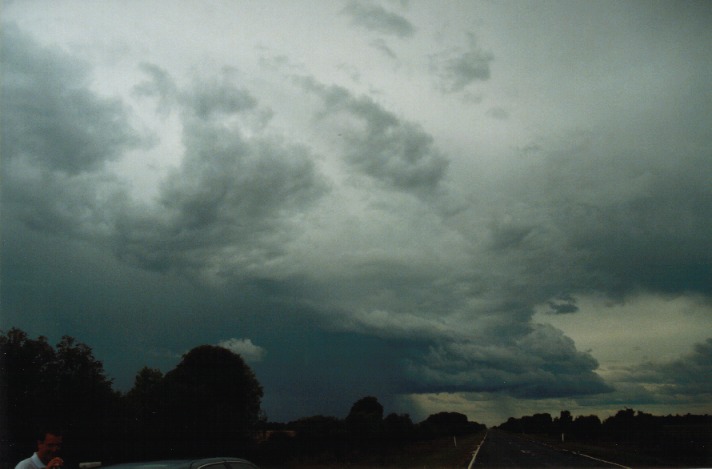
[{"left": 2, "top": 0, "right": 711, "bottom": 426}]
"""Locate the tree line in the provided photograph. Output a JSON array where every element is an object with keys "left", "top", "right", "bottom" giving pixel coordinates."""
[
  {"left": 258, "top": 396, "right": 486, "bottom": 465},
  {"left": 0, "top": 328, "right": 484, "bottom": 467}
]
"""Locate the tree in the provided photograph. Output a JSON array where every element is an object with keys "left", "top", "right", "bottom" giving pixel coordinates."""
[
  {"left": 53, "top": 335, "right": 119, "bottom": 458},
  {"left": 0, "top": 329, "right": 118, "bottom": 464},
  {"left": 556, "top": 410, "right": 573, "bottom": 436},
  {"left": 345, "top": 396, "right": 384, "bottom": 442},
  {"left": 571, "top": 415, "right": 602, "bottom": 440},
  {"left": 1, "top": 329, "right": 57, "bottom": 463},
  {"left": 419, "top": 412, "right": 475, "bottom": 438},
  {"left": 383, "top": 413, "right": 415, "bottom": 443},
  {"left": 159, "top": 345, "right": 263, "bottom": 455},
  {"left": 122, "top": 367, "right": 166, "bottom": 460}
]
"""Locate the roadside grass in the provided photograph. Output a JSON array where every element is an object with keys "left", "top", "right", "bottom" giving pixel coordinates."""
[
  {"left": 276, "top": 432, "right": 486, "bottom": 468},
  {"left": 385, "top": 432, "right": 486, "bottom": 468},
  {"left": 519, "top": 433, "right": 711, "bottom": 468}
]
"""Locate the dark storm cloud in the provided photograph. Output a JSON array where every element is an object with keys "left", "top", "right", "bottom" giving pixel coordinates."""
[
  {"left": 1, "top": 24, "right": 142, "bottom": 174},
  {"left": 1, "top": 24, "right": 141, "bottom": 241},
  {"left": 115, "top": 66, "right": 327, "bottom": 275},
  {"left": 530, "top": 137, "right": 712, "bottom": 299},
  {"left": 430, "top": 33, "right": 493, "bottom": 93},
  {"left": 1, "top": 25, "right": 327, "bottom": 281},
  {"left": 621, "top": 338, "right": 712, "bottom": 399},
  {"left": 342, "top": 1, "right": 415, "bottom": 38},
  {"left": 4, "top": 1, "right": 711, "bottom": 423},
  {"left": 300, "top": 78, "right": 448, "bottom": 194},
  {"left": 406, "top": 324, "right": 611, "bottom": 398}
]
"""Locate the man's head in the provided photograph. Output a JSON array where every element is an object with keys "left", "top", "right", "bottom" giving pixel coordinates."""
[{"left": 36, "top": 429, "right": 63, "bottom": 465}]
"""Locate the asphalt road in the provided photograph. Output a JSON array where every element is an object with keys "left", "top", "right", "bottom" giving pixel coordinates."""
[{"left": 471, "top": 430, "right": 628, "bottom": 468}]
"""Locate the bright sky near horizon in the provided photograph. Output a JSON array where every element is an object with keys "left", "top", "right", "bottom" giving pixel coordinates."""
[{"left": 2, "top": 0, "right": 711, "bottom": 426}]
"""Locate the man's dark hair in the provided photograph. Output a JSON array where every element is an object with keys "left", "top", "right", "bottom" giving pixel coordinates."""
[{"left": 35, "top": 426, "right": 63, "bottom": 442}]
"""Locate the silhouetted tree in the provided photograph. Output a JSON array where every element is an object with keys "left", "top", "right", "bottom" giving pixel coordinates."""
[
  {"left": 571, "top": 414, "right": 602, "bottom": 440},
  {"left": 345, "top": 396, "right": 384, "bottom": 442},
  {"left": 53, "top": 336, "right": 119, "bottom": 460},
  {"left": 0, "top": 328, "right": 118, "bottom": 464},
  {"left": 291, "top": 414, "right": 345, "bottom": 459},
  {"left": 383, "top": 413, "right": 415, "bottom": 443},
  {"left": 159, "top": 345, "right": 263, "bottom": 456},
  {"left": 419, "top": 412, "right": 480, "bottom": 438},
  {"left": 122, "top": 367, "right": 166, "bottom": 459}
]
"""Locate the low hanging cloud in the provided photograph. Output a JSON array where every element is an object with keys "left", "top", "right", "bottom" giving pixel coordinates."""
[
  {"left": 405, "top": 324, "right": 612, "bottom": 398},
  {"left": 621, "top": 338, "right": 712, "bottom": 399}
]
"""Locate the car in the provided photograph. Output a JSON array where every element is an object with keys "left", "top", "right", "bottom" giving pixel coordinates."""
[{"left": 101, "top": 457, "right": 259, "bottom": 469}]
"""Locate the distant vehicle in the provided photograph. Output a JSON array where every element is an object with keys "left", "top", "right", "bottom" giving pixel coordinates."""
[{"left": 101, "top": 457, "right": 258, "bottom": 469}]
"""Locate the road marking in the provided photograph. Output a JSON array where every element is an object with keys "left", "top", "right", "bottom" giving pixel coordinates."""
[
  {"left": 467, "top": 431, "right": 488, "bottom": 469},
  {"left": 566, "top": 449, "right": 631, "bottom": 469},
  {"left": 521, "top": 435, "right": 631, "bottom": 468}
]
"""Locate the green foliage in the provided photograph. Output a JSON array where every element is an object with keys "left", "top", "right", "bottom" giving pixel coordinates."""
[{"left": 0, "top": 328, "right": 119, "bottom": 464}]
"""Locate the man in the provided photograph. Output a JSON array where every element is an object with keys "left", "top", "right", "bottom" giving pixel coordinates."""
[{"left": 15, "top": 429, "right": 64, "bottom": 469}]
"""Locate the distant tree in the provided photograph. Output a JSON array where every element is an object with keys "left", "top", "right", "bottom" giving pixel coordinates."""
[
  {"left": 292, "top": 415, "right": 344, "bottom": 442},
  {"left": 556, "top": 410, "right": 573, "bottom": 436},
  {"left": 521, "top": 413, "right": 553, "bottom": 435},
  {"left": 383, "top": 413, "right": 415, "bottom": 443},
  {"left": 122, "top": 367, "right": 166, "bottom": 459},
  {"left": 570, "top": 415, "right": 602, "bottom": 440},
  {"left": 345, "top": 396, "right": 384, "bottom": 442},
  {"left": 603, "top": 408, "right": 636, "bottom": 441},
  {"left": 159, "top": 345, "right": 263, "bottom": 455},
  {"left": 419, "top": 412, "right": 475, "bottom": 438},
  {"left": 126, "top": 367, "right": 164, "bottom": 416}
]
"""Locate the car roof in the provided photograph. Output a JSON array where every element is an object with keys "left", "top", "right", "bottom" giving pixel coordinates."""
[{"left": 103, "top": 457, "right": 258, "bottom": 469}]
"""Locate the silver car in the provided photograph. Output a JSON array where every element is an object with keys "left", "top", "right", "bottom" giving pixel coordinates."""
[{"left": 101, "top": 457, "right": 258, "bottom": 469}]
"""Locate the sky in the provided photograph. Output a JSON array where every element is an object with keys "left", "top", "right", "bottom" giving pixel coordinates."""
[{"left": 1, "top": 0, "right": 711, "bottom": 426}]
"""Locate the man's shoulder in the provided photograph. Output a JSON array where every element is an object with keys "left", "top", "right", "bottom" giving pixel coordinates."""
[{"left": 15, "top": 454, "right": 41, "bottom": 469}]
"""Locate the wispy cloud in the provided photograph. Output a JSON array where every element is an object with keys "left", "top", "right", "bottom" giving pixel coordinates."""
[{"left": 342, "top": 1, "right": 415, "bottom": 38}]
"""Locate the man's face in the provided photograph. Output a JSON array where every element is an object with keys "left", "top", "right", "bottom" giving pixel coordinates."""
[{"left": 36, "top": 433, "right": 62, "bottom": 464}]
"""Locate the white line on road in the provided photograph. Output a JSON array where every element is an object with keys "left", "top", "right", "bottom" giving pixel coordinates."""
[
  {"left": 467, "top": 430, "right": 488, "bottom": 469},
  {"left": 565, "top": 449, "right": 631, "bottom": 469}
]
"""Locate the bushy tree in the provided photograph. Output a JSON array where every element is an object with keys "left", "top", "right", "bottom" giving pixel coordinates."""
[
  {"left": 345, "top": 396, "right": 384, "bottom": 442},
  {"left": 158, "top": 345, "right": 263, "bottom": 455},
  {"left": 0, "top": 328, "right": 118, "bottom": 464},
  {"left": 419, "top": 412, "right": 474, "bottom": 438},
  {"left": 571, "top": 415, "right": 602, "bottom": 440},
  {"left": 383, "top": 413, "right": 415, "bottom": 443}
]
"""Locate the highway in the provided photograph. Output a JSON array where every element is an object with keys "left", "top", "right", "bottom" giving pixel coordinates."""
[{"left": 470, "top": 430, "right": 629, "bottom": 468}]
